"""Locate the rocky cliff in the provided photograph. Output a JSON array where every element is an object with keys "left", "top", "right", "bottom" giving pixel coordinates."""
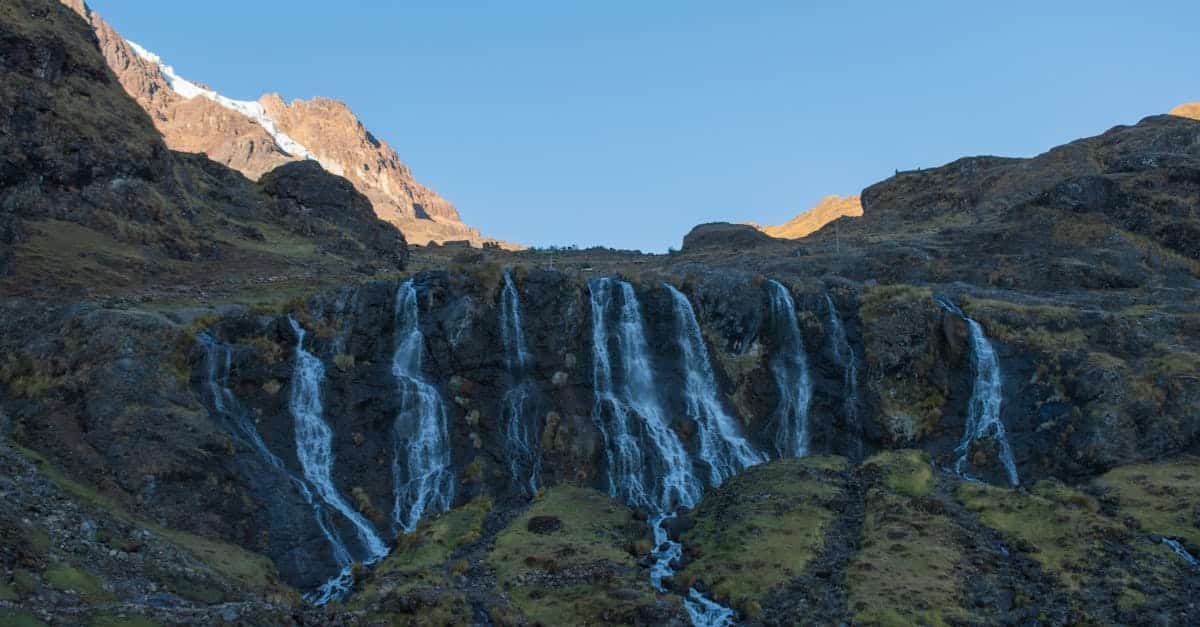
[
  {"left": 2, "top": 1, "right": 1199, "bottom": 625},
  {"left": 59, "top": 0, "right": 509, "bottom": 248}
]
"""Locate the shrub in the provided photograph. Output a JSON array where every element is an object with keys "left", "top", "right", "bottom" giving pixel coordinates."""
[{"left": 333, "top": 354, "right": 355, "bottom": 372}]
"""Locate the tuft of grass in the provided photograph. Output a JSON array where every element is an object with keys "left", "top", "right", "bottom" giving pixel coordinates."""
[
  {"left": 350, "top": 497, "right": 493, "bottom": 611},
  {"left": 0, "top": 609, "right": 47, "bottom": 627},
  {"left": 859, "top": 284, "right": 933, "bottom": 323},
  {"left": 849, "top": 451, "right": 970, "bottom": 626},
  {"left": 957, "top": 480, "right": 1119, "bottom": 593},
  {"left": 863, "top": 450, "right": 934, "bottom": 497},
  {"left": 88, "top": 615, "right": 164, "bottom": 627},
  {"left": 487, "top": 487, "right": 677, "bottom": 624},
  {"left": 0, "top": 579, "right": 16, "bottom": 601},
  {"left": 679, "top": 457, "right": 848, "bottom": 611},
  {"left": 240, "top": 336, "right": 283, "bottom": 364},
  {"left": 1093, "top": 457, "right": 1200, "bottom": 545},
  {"left": 13, "top": 446, "right": 296, "bottom": 604},
  {"left": 333, "top": 354, "right": 356, "bottom": 372},
  {"left": 43, "top": 563, "right": 115, "bottom": 603}
]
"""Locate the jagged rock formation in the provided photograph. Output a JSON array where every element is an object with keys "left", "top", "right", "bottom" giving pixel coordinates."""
[
  {"left": 753, "top": 194, "right": 863, "bottom": 239},
  {"left": 58, "top": 0, "right": 510, "bottom": 248},
  {"left": 0, "top": 0, "right": 413, "bottom": 302},
  {"left": 1171, "top": 102, "right": 1200, "bottom": 121}
]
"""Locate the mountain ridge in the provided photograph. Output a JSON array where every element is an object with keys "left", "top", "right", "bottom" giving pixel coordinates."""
[
  {"left": 750, "top": 194, "right": 863, "bottom": 240},
  {"left": 59, "top": 0, "right": 514, "bottom": 248},
  {"left": 1172, "top": 102, "right": 1200, "bottom": 121}
]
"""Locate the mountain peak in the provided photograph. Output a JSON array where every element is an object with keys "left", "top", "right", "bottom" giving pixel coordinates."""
[
  {"left": 753, "top": 194, "right": 863, "bottom": 239},
  {"left": 1170, "top": 102, "right": 1200, "bottom": 121},
  {"left": 58, "top": 0, "right": 514, "bottom": 248}
]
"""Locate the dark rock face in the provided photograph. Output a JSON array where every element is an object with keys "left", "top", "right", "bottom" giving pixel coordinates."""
[
  {"left": 0, "top": 0, "right": 411, "bottom": 300},
  {"left": 4, "top": 1, "right": 1200, "bottom": 622},
  {"left": 260, "top": 161, "right": 376, "bottom": 224},
  {"left": 6, "top": 259, "right": 1199, "bottom": 594},
  {"left": 259, "top": 161, "right": 409, "bottom": 270},
  {"left": 681, "top": 222, "right": 775, "bottom": 252}
]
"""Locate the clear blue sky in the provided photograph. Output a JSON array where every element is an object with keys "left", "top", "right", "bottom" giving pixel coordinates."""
[{"left": 93, "top": 1, "right": 1198, "bottom": 252}]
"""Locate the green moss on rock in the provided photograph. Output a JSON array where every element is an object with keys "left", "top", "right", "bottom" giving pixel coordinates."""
[
  {"left": 43, "top": 563, "right": 115, "bottom": 603},
  {"left": 0, "top": 609, "right": 47, "bottom": 627},
  {"left": 88, "top": 615, "right": 164, "bottom": 627},
  {"left": 487, "top": 486, "right": 680, "bottom": 625},
  {"left": 352, "top": 496, "right": 491, "bottom": 611},
  {"left": 1093, "top": 457, "right": 1200, "bottom": 545},
  {"left": 863, "top": 450, "right": 934, "bottom": 497},
  {"left": 678, "top": 457, "right": 848, "bottom": 612},
  {"left": 849, "top": 451, "right": 969, "bottom": 626}
]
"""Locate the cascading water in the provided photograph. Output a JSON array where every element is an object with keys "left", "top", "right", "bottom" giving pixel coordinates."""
[
  {"left": 589, "top": 277, "right": 733, "bottom": 627},
  {"left": 1162, "top": 538, "right": 1200, "bottom": 573},
  {"left": 286, "top": 318, "right": 390, "bottom": 598},
  {"left": 934, "top": 296, "right": 1020, "bottom": 486},
  {"left": 665, "top": 284, "right": 766, "bottom": 484},
  {"left": 824, "top": 292, "right": 862, "bottom": 460},
  {"left": 589, "top": 277, "right": 701, "bottom": 510},
  {"left": 499, "top": 270, "right": 541, "bottom": 496},
  {"left": 390, "top": 280, "right": 455, "bottom": 533},
  {"left": 765, "top": 280, "right": 814, "bottom": 458},
  {"left": 199, "top": 332, "right": 359, "bottom": 604}
]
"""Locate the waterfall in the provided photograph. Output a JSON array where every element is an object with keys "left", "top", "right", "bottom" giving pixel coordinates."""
[
  {"left": 1162, "top": 538, "right": 1200, "bottom": 572},
  {"left": 500, "top": 270, "right": 540, "bottom": 496},
  {"left": 285, "top": 318, "right": 391, "bottom": 599},
  {"left": 589, "top": 277, "right": 701, "bottom": 512},
  {"left": 649, "top": 514, "right": 735, "bottom": 627},
  {"left": 665, "top": 284, "right": 766, "bottom": 484},
  {"left": 589, "top": 278, "right": 733, "bottom": 626},
  {"left": 199, "top": 332, "right": 360, "bottom": 604},
  {"left": 934, "top": 296, "right": 1020, "bottom": 486},
  {"left": 765, "top": 280, "right": 814, "bottom": 458},
  {"left": 824, "top": 292, "right": 862, "bottom": 459},
  {"left": 390, "top": 280, "right": 455, "bottom": 533}
]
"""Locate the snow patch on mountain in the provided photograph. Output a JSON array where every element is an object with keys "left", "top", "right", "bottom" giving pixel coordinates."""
[{"left": 126, "top": 40, "right": 316, "bottom": 161}]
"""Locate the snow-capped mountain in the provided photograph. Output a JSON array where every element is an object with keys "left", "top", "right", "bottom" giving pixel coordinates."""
[{"left": 61, "top": 0, "right": 509, "bottom": 248}]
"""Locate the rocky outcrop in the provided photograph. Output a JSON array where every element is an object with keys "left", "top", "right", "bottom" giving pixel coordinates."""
[
  {"left": 57, "top": 0, "right": 512, "bottom": 248},
  {"left": 754, "top": 194, "right": 863, "bottom": 239},
  {"left": 0, "top": 0, "right": 411, "bottom": 300},
  {"left": 681, "top": 222, "right": 776, "bottom": 252}
]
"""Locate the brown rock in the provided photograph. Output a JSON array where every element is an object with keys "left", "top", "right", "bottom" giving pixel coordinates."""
[
  {"left": 59, "top": 0, "right": 518, "bottom": 249},
  {"left": 1169, "top": 102, "right": 1200, "bottom": 121},
  {"left": 754, "top": 194, "right": 863, "bottom": 239}
]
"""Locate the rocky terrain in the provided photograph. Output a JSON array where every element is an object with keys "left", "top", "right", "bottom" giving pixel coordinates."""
[
  {"left": 751, "top": 194, "right": 863, "bottom": 240},
  {"left": 1172, "top": 103, "right": 1200, "bottom": 121},
  {"left": 2, "top": 0, "right": 1200, "bottom": 624},
  {"left": 58, "top": 0, "right": 510, "bottom": 248}
]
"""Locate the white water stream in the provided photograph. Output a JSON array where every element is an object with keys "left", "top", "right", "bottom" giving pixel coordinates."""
[
  {"left": 935, "top": 296, "right": 1019, "bottom": 486},
  {"left": 765, "top": 280, "right": 814, "bottom": 458},
  {"left": 285, "top": 318, "right": 390, "bottom": 602},
  {"left": 824, "top": 292, "right": 862, "bottom": 459},
  {"left": 589, "top": 278, "right": 741, "bottom": 626},
  {"left": 389, "top": 280, "right": 455, "bottom": 533},
  {"left": 500, "top": 270, "right": 541, "bottom": 496}
]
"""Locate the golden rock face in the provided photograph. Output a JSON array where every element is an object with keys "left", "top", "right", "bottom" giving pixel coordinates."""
[
  {"left": 58, "top": 0, "right": 515, "bottom": 248},
  {"left": 755, "top": 194, "right": 864, "bottom": 240},
  {"left": 1169, "top": 102, "right": 1200, "bottom": 121}
]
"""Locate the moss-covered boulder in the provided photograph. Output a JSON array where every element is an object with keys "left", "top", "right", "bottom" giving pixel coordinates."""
[
  {"left": 677, "top": 457, "right": 849, "bottom": 617},
  {"left": 848, "top": 450, "right": 976, "bottom": 626},
  {"left": 486, "top": 486, "right": 685, "bottom": 625}
]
